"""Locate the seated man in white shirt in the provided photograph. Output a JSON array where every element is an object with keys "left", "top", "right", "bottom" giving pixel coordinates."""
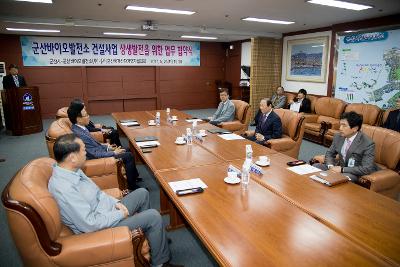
[
  {"left": 208, "top": 88, "right": 235, "bottom": 126},
  {"left": 48, "top": 133, "right": 181, "bottom": 267}
]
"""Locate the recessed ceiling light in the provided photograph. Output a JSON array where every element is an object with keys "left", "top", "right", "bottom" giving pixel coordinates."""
[
  {"left": 103, "top": 32, "right": 147, "bottom": 37},
  {"left": 345, "top": 30, "right": 355, "bottom": 33},
  {"left": 125, "top": 5, "right": 195, "bottom": 15},
  {"left": 242, "top": 17, "right": 295, "bottom": 25},
  {"left": 306, "top": 0, "right": 373, "bottom": 11},
  {"left": 6, "top": 27, "right": 60, "bottom": 33},
  {"left": 181, "top": 35, "right": 217, "bottom": 40},
  {"left": 15, "top": 0, "right": 52, "bottom": 3}
]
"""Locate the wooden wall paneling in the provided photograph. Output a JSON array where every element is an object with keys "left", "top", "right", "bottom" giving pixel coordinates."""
[
  {"left": 87, "top": 100, "right": 123, "bottom": 115},
  {"left": 155, "top": 67, "right": 161, "bottom": 109},
  {"left": 123, "top": 67, "right": 156, "bottom": 96},
  {"left": 225, "top": 41, "right": 242, "bottom": 100},
  {"left": 124, "top": 98, "right": 157, "bottom": 111}
]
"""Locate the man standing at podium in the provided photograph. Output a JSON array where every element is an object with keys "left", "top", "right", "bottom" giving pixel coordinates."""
[{"left": 2, "top": 64, "right": 27, "bottom": 89}]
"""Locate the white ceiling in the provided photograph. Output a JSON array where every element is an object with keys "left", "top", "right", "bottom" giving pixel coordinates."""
[{"left": 0, "top": 0, "right": 399, "bottom": 42}]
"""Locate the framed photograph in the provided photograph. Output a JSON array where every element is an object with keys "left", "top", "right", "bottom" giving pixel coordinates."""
[{"left": 286, "top": 36, "right": 329, "bottom": 83}]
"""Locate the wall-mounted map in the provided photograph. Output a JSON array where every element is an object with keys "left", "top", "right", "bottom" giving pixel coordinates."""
[{"left": 335, "top": 29, "right": 400, "bottom": 109}]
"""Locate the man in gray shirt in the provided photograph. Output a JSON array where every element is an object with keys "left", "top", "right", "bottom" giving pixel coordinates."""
[
  {"left": 208, "top": 88, "right": 235, "bottom": 126},
  {"left": 48, "top": 133, "right": 181, "bottom": 267}
]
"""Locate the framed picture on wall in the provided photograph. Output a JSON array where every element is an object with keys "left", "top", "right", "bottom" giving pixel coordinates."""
[{"left": 286, "top": 36, "right": 329, "bottom": 83}]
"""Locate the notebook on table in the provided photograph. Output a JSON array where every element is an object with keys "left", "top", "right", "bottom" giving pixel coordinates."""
[
  {"left": 120, "top": 119, "right": 137, "bottom": 123},
  {"left": 310, "top": 171, "right": 350, "bottom": 187},
  {"left": 207, "top": 128, "right": 232, "bottom": 134},
  {"left": 134, "top": 136, "right": 158, "bottom": 142}
]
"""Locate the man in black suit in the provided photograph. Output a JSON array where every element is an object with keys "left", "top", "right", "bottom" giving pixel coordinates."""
[
  {"left": 288, "top": 88, "right": 311, "bottom": 113},
  {"left": 2, "top": 64, "right": 27, "bottom": 89},
  {"left": 383, "top": 97, "right": 400, "bottom": 132},
  {"left": 244, "top": 98, "right": 282, "bottom": 145}
]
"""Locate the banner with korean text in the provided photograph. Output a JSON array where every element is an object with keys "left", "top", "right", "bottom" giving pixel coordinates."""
[{"left": 20, "top": 36, "right": 200, "bottom": 66}]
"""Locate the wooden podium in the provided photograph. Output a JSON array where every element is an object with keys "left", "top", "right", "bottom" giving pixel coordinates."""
[{"left": 1, "top": 86, "right": 43, "bottom": 135}]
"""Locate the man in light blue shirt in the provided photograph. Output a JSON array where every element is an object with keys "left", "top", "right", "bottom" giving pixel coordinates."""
[
  {"left": 48, "top": 133, "right": 180, "bottom": 267},
  {"left": 208, "top": 88, "right": 235, "bottom": 125}
]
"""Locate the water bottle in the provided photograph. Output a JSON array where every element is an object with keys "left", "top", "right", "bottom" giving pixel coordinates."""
[
  {"left": 241, "top": 159, "right": 251, "bottom": 190},
  {"left": 156, "top": 112, "right": 161, "bottom": 126},
  {"left": 192, "top": 120, "right": 198, "bottom": 135},
  {"left": 166, "top": 108, "right": 171, "bottom": 123},
  {"left": 186, "top": 128, "right": 193, "bottom": 145},
  {"left": 245, "top": 144, "right": 253, "bottom": 162}
]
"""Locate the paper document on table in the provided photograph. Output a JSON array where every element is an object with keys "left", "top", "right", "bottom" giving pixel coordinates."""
[
  {"left": 121, "top": 121, "right": 140, "bottom": 126},
  {"left": 136, "top": 141, "right": 160, "bottom": 148},
  {"left": 169, "top": 178, "right": 208, "bottom": 193},
  {"left": 185, "top": 119, "right": 203, "bottom": 123},
  {"left": 217, "top": 133, "right": 245, "bottom": 140},
  {"left": 287, "top": 164, "right": 322, "bottom": 175}
]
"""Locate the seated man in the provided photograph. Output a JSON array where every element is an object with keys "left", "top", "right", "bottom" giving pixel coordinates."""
[
  {"left": 313, "top": 111, "right": 378, "bottom": 182},
  {"left": 244, "top": 98, "right": 282, "bottom": 145},
  {"left": 208, "top": 88, "right": 235, "bottom": 126},
  {"left": 70, "top": 99, "right": 122, "bottom": 146},
  {"left": 68, "top": 101, "right": 140, "bottom": 190},
  {"left": 383, "top": 97, "right": 400, "bottom": 132},
  {"left": 48, "top": 134, "right": 180, "bottom": 267},
  {"left": 252, "top": 86, "right": 287, "bottom": 126},
  {"left": 288, "top": 88, "right": 311, "bottom": 113}
]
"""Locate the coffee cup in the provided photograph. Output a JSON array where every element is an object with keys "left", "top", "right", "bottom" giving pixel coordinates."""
[
  {"left": 172, "top": 115, "right": 177, "bottom": 120},
  {"left": 148, "top": 120, "right": 155, "bottom": 125},
  {"left": 176, "top": 136, "right": 184, "bottom": 143},
  {"left": 199, "top": 129, "right": 206, "bottom": 135},
  {"left": 259, "top": 156, "right": 269, "bottom": 164},
  {"left": 227, "top": 171, "right": 237, "bottom": 180},
  {"left": 166, "top": 108, "right": 170, "bottom": 113}
]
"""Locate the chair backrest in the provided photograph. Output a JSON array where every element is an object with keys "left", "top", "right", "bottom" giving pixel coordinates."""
[
  {"left": 314, "top": 97, "right": 346, "bottom": 119},
  {"left": 231, "top": 100, "right": 250, "bottom": 123},
  {"left": 308, "top": 95, "right": 318, "bottom": 113},
  {"left": 2, "top": 158, "right": 64, "bottom": 266},
  {"left": 345, "top": 103, "right": 381, "bottom": 125},
  {"left": 274, "top": 109, "right": 305, "bottom": 141},
  {"left": 46, "top": 118, "right": 73, "bottom": 158},
  {"left": 380, "top": 108, "right": 396, "bottom": 126},
  {"left": 361, "top": 125, "right": 400, "bottom": 170},
  {"left": 284, "top": 92, "right": 296, "bottom": 106},
  {"left": 55, "top": 107, "right": 68, "bottom": 119}
]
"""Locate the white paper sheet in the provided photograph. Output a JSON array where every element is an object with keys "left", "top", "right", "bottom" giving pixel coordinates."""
[
  {"left": 287, "top": 164, "right": 322, "bottom": 175},
  {"left": 136, "top": 141, "right": 160, "bottom": 147},
  {"left": 185, "top": 119, "right": 203, "bottom": 123},
  {"left": 217, "top": 133, "right": 245, "bottom": 140},
  {"left": 121, "top": 121, "right": 140, "bottom": 126},
  {"left": 168, "top": 178, "right": 208, "bottom": 193}
]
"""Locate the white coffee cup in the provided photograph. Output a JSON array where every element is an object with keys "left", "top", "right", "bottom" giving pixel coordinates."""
[
  {"left": 176, "top": 136, "right": 184, "bottom": 143},
  {"left": 172, "top": 115, "right": 177, "bottom": 120},
  {"left": 228, "top": 171, "right": 237, "bottom": 180},
  {"left": 166, "top": 108, "right": 170, "bottom": 113},
  {"left": 199, "top": 129, "right": 206, "bottom": 135},
  {"left": 259, "top": 156, "right": 269, "bottom": 164},
  {"left": 149, "top": 120, "right": 155, "bottom": 124}
]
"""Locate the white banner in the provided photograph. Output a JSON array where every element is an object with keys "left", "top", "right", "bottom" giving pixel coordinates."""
[{"left": 20, "top": 36, "right": 200, "bottom": 67}]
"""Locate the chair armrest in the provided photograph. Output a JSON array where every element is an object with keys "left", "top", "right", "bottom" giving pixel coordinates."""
[
  {"left": 302, "top": 114, "right": 319, "bottom": 124},
  {"left": 265, "top": 138, "right": 295, "bottom": 152},
  {"left": 220, "top": 121, "right": 245, "bottom": 131},
  {"left": 82, "top": 158, "right": 127, "bottom": 190},
  {"left": 359, "top": 169, "right": 400, "bottom": 192},
  {"left": 103, "top": 188, "right": 123, "bottom": 199},
  {"left": 55, "top": 227, "right": 134, "bottom": 267},
  {"left": 90, "top": 131, "right": 105, "bottom": 143}
]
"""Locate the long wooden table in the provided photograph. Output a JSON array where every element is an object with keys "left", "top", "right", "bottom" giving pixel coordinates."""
[{"left": 112, "top": 109, "right": 400, "bottom": 266}]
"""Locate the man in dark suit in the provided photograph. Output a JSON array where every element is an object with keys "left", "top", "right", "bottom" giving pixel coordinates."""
[
  {"left": 244, "top": 98, "right": 282, "bottom": 145},
  {"left": 288, "top": 88, "right": 311, "bottom": 113},
  {"left": 313, "top": 111, "right": 378, "bottom": 182},
  {"left": 252, "top": 86, "right": 287, "bottom": 126},
  {"left": 383, "top": 97, "right": 400, "bottom": 132},
  {"left": 2, "top": 64, "right": 27, "bottom": 89},
  {"left": 67, "top": 101, "right": 140, "bottom": 190}
]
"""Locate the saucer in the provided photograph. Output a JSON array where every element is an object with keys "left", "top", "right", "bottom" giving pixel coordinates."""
[
  {"left": 171, "top": 118, "right": 178, "bottom": 121},
  {"left": 175, "top": 141, "right": 186, "bottom": 145},
  {"left": 148, "top": 123, "right": 156, "bottom": 126},
  {"left": 255, "top": 160, "right": 270, "bottom": 167},
  {"left": 200, "top": 133, "right": 207, "bottom": 137},
  {"left": 224, "top": 177, "right": 240, "bottom": 184}
]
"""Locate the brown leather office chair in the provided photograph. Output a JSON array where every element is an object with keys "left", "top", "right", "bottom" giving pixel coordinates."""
[
  {"left": 220, "top": 100, "right": 252, "bottom": 135},
  {"left": 304, "top": 97, "right": 346, "bottom": 144},
  {"left": 324, "top": 103, "right": 381, "bottom": 145},
  {"left": 1, "top": 157, "right": 150, "bottom": 267},
  {"left": 55, "top": 107, "right": 68, "bottom": 119},
  {"left": 45, "top": 118, "right": 127, "bottom": 190},
  {"left": 312, "top": 125, "right": 400, "bottom": 199},
  {"left": 265, "top": 109, "right": 305, "bottom": 159}
]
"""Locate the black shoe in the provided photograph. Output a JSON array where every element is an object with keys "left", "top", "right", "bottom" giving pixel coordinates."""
[
  {"left": 162, "top": 263, "right": 183, "bottom": 267},
  {"left": 136, "top": 177, "right": 143, "bottom": 182}
]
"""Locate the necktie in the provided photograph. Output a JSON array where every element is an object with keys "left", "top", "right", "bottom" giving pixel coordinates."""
[
  {"left": 344, "top": 139, "right": 352, "bottom": 158},
  {"left": 261, "top": 113, "right": 267, "bottom": 124},
  {"left": 13, "top": 76, "right": 19, "bottom": 87}
]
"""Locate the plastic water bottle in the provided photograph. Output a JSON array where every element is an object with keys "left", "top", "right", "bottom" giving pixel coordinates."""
[
  {"left": 156, "top": 112, "right": 161, "bottom": 126},
  {"left": 245, "top": 144, "right": 253, "bottom": 162},
  {"left": 192, "top": 120, "right": 198, "bottom": 135},
  {"left": 166, "top": 108, "right": 171, "bottom": 123},
  {"left": 241, "top": 159, "right": 251, "bottom": 190},
  {"left": 186, "top": 128, "right": 193, "bottom": 145}
]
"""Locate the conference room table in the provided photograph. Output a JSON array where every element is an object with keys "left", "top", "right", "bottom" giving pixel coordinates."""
[{"left": 112, "top": 109, "right": 400, "bottom": 266}]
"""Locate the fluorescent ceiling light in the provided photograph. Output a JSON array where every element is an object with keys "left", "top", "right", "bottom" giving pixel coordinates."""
[
  {"left": 181, "top": 35, "right": 217, "bottom": 40},
  {"left": 306, "top": 0, "right": 373, "bottom": 11},
  {"left": 242, "top": 17, "right": 294, "bottom": 25},
  {"left": 126, "top": 5, "right": 195, "bottom": 15},
  {"left": 6, "top": 27, "right": 60, "bottom": 33},
  {"left": 345, "top": 30, "right": 355, "bottom": 33},
  {"left": 103, "top": 32, "right": 147, "bottom": 36},
  {"left": 312, "top": 45, "right": 325, "bottom": 47},
  {"left": 15, "top": 0, "right": 52, "bottom": 3}
]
